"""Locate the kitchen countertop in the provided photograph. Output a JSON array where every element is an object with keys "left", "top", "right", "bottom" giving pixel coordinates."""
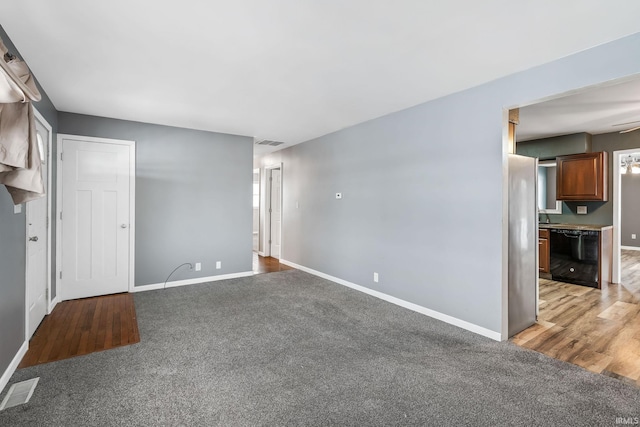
[{"left": 539, "top": 223, "right": 613, "bottom": 231}]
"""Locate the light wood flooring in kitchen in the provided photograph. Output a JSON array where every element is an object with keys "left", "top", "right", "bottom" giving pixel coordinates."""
[{"left": 513, "top": 249, "right": 640, "bottom": 386}]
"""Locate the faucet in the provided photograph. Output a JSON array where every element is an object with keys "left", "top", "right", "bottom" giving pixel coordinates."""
[{"left": 539, "top": 210, "right": 551, "bottom": 224}]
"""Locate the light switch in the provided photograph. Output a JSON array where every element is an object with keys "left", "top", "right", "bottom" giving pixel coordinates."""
[
  {"left": 632, "top": 234, "right": 637, "bottom": 240},
  {"left": 577, "top": 206, "right": 587, "bottom": 214},
  {"left": 335, "top": 193, "right": 342, "bottom": 199},
  {"left": 13, "top": 204, "right": 22, "bottom": 214}
]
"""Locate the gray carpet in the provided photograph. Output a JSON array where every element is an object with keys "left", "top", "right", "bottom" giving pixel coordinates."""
[{"left": 1, "top": 269, "right": 639, "bottom": 426}]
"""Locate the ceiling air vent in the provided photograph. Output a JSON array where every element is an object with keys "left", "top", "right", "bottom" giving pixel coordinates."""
[{"left": 255, "top": 139, "right": 285, "bottom": 147}]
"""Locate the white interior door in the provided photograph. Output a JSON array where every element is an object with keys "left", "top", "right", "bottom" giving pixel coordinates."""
[
  {"left": 270, "top": 168, "right": 282, "bottom": 259},
  {"left": 26, "top": 115, "right": 50, "bottom": 338},
  {"left": 61, "top": 137, "right": 133, "bottom": 300}
]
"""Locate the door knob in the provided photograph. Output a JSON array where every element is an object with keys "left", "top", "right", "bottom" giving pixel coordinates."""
[
  {"left": 120, "top": 224, "right": 128, "bottom": 229},
  {"left": 29, "top": 236, "right": 38, "bottom": 242}
]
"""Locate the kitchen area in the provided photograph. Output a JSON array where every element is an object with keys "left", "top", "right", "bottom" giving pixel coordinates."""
[
  {"left": 509, "top": 77, "right": 640, "bottom": 386},
  {"left": 536, "top": 151, "right": 613, "bottom": 289}
]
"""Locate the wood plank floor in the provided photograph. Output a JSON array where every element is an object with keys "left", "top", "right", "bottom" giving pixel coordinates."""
[
  {"left": 253, "top": 253, "right": 294, "bottom": 274},
  {"left": 19, "top": 293, "right": 140, "bottom": 368},
  {"left": 513, "top": 249, "right": 640, "bottom": 386}
]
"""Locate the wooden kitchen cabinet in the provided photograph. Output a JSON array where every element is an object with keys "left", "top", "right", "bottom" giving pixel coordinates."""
[
  {"left": 539, "top": 229, "right": 550, "bottom": 274},
  {"left": 556, "top": 151, "right": 608, "bottom": 201}
]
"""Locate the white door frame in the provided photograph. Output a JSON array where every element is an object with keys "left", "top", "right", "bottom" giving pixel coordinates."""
[
  {"left": 612, "top": 147, "right": 640, "bottom": 284},
  {"left": 263, "top": 163, "right": 283, "bottom": 258},
  {"left": 24, "top": 107, "right": 54, "bottom": 341},
  {"left": 55, "top": 134, "right": 136, "bottom": 300},
  {"left": 252, "top": 167, "right": 261, "bottom": 254}
]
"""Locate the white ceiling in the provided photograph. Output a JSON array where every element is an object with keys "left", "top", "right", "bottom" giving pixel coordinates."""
[
  {"left": 518, "top": 77, "right": 640, "bottom": 141},
  {"left": 2, "top": 1, "right": 640, "bottom": 155}
]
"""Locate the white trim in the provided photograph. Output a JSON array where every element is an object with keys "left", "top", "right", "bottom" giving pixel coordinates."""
[
  {"left": 613, "top": 147, "right": 640, "bottom": 284},
  {"left": 25, "top": 108, "right": 53, "bottom": 341},
  {"left": 56, "top": 134, "right": 136, "bottom": 300},
  {"left": 132, "top": 271, "right": 254, "bottom": 292},
  {"left": 0, "top": 341, "right": 28, "bottom": 395},
  {"left": 500, "top": 109, "right": 510, "bottom": 342},
  {"left": 257, "top": 251, "right": 266, "bottom": 257},
  {"left": 48, "top": 296, "right": 59, "bottom": 313},
  {"left": 55, "top": 136, "right": 62, "bottom": 303},
  {"left": 56, "top": 133, "right": 135, "bottom": 147},
  {"left": 621, "top": 245, "right": 640, "bottom": 251},
  {"left": 32, "top": 109, "right": 53, "bottom": 313},
  {"left": 128, "top": 141, "right": 136, "bottom": 293},
  {"left": 253, "top": 167, "right": 261, "bottom": 253},
  {"left": 280, "top": 259, "right": 502, "bottom": 341}
]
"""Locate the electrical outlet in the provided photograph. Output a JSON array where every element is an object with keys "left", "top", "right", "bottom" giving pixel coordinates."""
[
  {"left": 577, "top": 206, "right": 587, "bottom": 215},
  {"left": 195, "top": 262, "right": 201, "bottom": 271},
  {"left": 632, "top": 234, "right": 637, "bottom": 240},
  {"left": 216, "top": 261, "right": 222, "bottom": 269},
  {"left": 373, "top": 272, "right": 379, "bottom": 283},
  {"left": 13, "top": 204, "right": 21, "bottom": 214}
]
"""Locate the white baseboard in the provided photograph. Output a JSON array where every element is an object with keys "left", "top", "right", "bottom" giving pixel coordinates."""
[
  {"left": 621, "top": 245, "right": 640, "bottom": 251},
  {"left": 280, "top": 259, "right": 502, "bottom": 341},
  {"left": 258, "top": 251, "right": 265, "bottom": 257},
  {"left": 133, "top": 271, "right": 254, "bottom": 292},
  {"left": 48, "top": 296, "right": 59, "bottom": 314},
  {"left": 0, "top": 341, "right": 28, "bottom": 395}
]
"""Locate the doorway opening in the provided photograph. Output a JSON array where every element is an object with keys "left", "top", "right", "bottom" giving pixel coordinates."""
[
  {"left": 252, "top": 163, "right": 291, "bottom": 275},
  {"left": 252, "top": 168, "right": 260, "bottom": 253},
  {"left": 507, "top": 76, "right": 640, "bottom": 386},
  {"left": 613, "top": 148, "right": 640, "bottom": 286}
]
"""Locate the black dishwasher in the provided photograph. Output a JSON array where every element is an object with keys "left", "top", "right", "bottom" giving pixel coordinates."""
[{"left": 549, "top": 229, "right": 599, "bottom": 287}]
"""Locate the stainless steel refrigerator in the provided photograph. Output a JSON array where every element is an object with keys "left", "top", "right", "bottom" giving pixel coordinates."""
[{"left": 508, "top": 154, "right": 538, "bottom": 337}]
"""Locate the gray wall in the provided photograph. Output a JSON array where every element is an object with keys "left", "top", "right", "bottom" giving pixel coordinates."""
[
  {"left": 0, "top": 25, "right": 58, "bottom": 382},
  {"left": 621, "top": 171, "right": 640, "bottom": 247},
  {"left": 517, "top": 132, "right": 592, "bottom": 160},
  {"left": 258, "top": 33, "right": 640, "bottom": 335},
  {"left": 57, "top": 113, "right": 253, "bottom": 286}
]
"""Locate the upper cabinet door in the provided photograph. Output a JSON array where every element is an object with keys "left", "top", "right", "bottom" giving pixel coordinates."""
[{"left": 556, "top": 151, "right": 608, "bottom": 201}]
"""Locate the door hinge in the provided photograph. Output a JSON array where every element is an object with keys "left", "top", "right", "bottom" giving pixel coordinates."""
[
  {"left": 60, "top": 152, "right": 63, "bottom": 161},
  {"left": 59, "top": 271, "right": 62, "bottom": 279},
  {"left": 59, "top": 211, "right": 62, "bottom": 221},
  {"left": 45, "top": 287, "right": 49, "bottom": 299},
  {"left": 269, "top": 240, "right": 272, "bottom": 244},
  {"left": 269, "top": 208, "right": 272, "bottom": 213}
]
